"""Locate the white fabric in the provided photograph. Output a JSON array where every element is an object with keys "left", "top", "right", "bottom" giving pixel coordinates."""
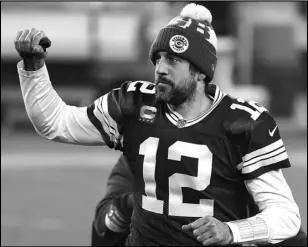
[
  {"left": 227, "top": 170, "right": 301, "bottom": 244},
  {"left": 17, "top": 61, "right": 301, "bottom": 244},
  {"left": 18, "top": 60, "right": 104, "bottom": 146}
]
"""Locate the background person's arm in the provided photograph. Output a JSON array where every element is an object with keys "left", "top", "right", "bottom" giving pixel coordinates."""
[{"left": 92, "top": 154, "right": 134, "bottom": 246}]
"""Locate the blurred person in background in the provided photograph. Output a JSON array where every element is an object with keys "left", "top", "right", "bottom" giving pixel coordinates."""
[
  {"left": 15, "top": 3, "right": 301, "bottom": 246},
  {"left": 91, "top": 154, "right": 307, "bottom": 246},
  {"left": 91, "top": 154, "right": 133, "bottom": 246}
]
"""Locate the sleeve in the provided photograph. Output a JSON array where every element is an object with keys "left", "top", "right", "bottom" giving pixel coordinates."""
[
  {"left": 18, "top": 61, "right": 104, "bottom": 145},
  {"left": 95, "top": 155, "right": 134, "bottom": 216},
  {"left": 270, "top": 227, "right": 307, "bottom": 246},
  {"left": 18, "top": 61, "right": 154, "bottom": 148},
  {"left": 86, "top": 79, "right": 155, "bottom": 149},
  {"left": 237, "top": 111, "right": 290, "bottom": 180},
  {"left": 226, "top": 169, "right": 301, "bottom": 245},
  {"left": 92, "top": 154, "right": 134, "bottom": 246},
  {"left": 225, "top": 107, "right": 301, "bottom": 245},
  {"left": 87, "top": 81, "right": 143, "bottom": 149}
]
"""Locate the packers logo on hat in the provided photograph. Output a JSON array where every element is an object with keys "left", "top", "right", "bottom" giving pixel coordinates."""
[{"left": 169, "top": 35, "right": 189, "bottom": 53}]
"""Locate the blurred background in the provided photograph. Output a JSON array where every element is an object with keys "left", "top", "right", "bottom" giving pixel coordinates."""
[{"left": 1, "top": 1, "right": 307, "bottom": 246}]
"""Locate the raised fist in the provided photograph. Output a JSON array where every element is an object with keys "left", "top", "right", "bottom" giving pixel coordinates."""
[{"left": 14, "top": 28, "right": 47, "bottom": 60}]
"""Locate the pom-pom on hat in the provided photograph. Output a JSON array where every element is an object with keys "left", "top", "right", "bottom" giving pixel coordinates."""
[{"left": 149, "top": 3, "right": 218, "bottom": 83}]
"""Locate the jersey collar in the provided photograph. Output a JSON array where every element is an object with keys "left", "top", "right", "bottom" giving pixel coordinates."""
[{"left": 165, "top": 84, "right": 226, "bottom": 128}]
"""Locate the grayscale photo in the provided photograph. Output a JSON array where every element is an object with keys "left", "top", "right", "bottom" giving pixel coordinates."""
[{"left": 1, "top": 1, "right": 307, "bottom": 246}]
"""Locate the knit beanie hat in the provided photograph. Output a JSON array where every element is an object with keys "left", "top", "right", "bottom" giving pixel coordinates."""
[{"left": 149, "top": 3, "right": 218, "bottom": 83}]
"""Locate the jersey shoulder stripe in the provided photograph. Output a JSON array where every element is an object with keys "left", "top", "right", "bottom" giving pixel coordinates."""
[
  {"left": 237, "top": 139, "right": 289, "bottom": 175},
  {"left": 87, "top": 80, "right": 155, "bottom": 149},
  {"left": 220, "top": 95, "right": 291, "bottom": 179},
  {"left": 87, "top": 103, "right": 115, "bottom": 148}
]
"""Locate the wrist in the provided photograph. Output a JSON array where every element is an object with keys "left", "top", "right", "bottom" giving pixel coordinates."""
[
  {"left": 105, "top": 203, "right": 130, "bottom": 233},
  {"left": 23, "top": 58, "right": 45, "bottom": 71},
  {"left": 227, "top": 217, "right": 268, "bottom": 244},
  {"left": 224, "top": 222, "right": 235, "bottom": 244},
  {"left": 225, "top": 222, "right": 239, "bottom": 244}
]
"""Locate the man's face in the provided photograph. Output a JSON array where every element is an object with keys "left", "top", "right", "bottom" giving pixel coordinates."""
[{"left": 154, "top": 51, "right": 197, "bottom": 107}]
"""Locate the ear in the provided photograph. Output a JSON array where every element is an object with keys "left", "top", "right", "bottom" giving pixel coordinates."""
[{"left": 197, "top": 73, "right": 206, "bottom": 82}]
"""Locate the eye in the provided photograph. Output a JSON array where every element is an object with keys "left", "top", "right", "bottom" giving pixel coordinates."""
[
  {"left": 169, "top": 55, "right": 180, "bottom": 63},
  {"left": 154, "top": 54, "right": 161, "bottom": 65},
  {"left": 166, "top": 56, "right": 175, "bottom": 64}
]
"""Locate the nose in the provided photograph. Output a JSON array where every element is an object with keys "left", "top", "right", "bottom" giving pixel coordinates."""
[{"left": 155, "top": 57, "right": 168, "bottom": 76}]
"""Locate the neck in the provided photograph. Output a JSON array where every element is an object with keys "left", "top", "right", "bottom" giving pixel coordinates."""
[{"left": 169, "top": 86, "right": 212, "bottom": 120}]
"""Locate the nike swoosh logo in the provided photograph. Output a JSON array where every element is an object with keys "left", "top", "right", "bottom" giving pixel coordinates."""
[{"left": 269, "top": 126, "right": 278, "bottom": 137}]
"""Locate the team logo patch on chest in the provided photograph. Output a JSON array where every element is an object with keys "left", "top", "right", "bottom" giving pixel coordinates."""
[{"left": 139, "top": 105, "right": 157, "bottom": 124}]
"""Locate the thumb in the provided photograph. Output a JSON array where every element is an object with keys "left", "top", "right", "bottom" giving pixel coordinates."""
[
  {"left": 32, "top": 44, "right": 45, "bottom": 53},
  {"left": 31, "top": 31, "right": 46, "bottom": 53},
  {"left": 182, "top": 224, "right": 193, "bottom": 231}
]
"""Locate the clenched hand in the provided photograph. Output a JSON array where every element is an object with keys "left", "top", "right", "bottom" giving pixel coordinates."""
[
  {"left": 14, "top": 28, "right": 47, "bottom": 70},
  {"left": 182, "top": 216, "right": 233, "bottom": 246}
]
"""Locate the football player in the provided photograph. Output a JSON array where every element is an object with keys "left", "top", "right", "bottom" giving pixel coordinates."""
[{"left": 15, "top": 3, "right": 301, "bottom": 246}]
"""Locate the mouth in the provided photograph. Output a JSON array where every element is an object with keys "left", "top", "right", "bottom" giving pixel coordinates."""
[
  {"left": 155, "top": 77, "right": 173, "bottom": 87},
  {"left": 157, "top": 83, "right": 171, "bottom": 87}
]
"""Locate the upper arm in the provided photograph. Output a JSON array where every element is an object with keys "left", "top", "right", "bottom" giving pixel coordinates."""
[
  {"left": 87, "top": 81, "right": 155, "bottom": 150},
  {"left": 51, "top": 105, "right": 105, "bottom": 145},
  {"left": 237, "top": 110, "right": 290, "bottom": 180}
]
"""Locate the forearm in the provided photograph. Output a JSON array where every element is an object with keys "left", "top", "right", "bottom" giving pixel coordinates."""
[
  {"left": 94, "top": 196, "right": 114, "bottom": 235},
  {"left": 227, "top": 170, "right": 301, "bottom": 244},
  {"left": 92, "top": 157, "right": 133, "bottom": 246},
  {"left": 227, "top": 211, "right": 300, "bottom": 245},
  {"left": 92, "top": 205, "right": 129, "bottom": 247},
  {"left": 17, "top": 60, "right": 104, "bottom": 145},
  {"left": 95, "top": 192, "right": 133, "bottom": 231},
  {"left": 94, "top": 155, "right": 133, "bottom": 236},
  {"left": 19, "top": 60, "right": 66, "bottom": 139}
]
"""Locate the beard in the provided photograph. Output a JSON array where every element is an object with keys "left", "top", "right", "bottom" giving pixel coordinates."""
[{"left": 155, "top": 75, "right": 197, "bottom": 107}]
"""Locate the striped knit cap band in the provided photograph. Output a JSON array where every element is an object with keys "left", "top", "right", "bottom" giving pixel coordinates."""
[{"left": 149, "top": 6, "right": 218, "bottom": 83}]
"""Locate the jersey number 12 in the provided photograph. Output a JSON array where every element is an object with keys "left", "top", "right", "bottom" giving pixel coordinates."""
[{"left": 140, "top": 137, "right": 214, "bottom": 217}]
